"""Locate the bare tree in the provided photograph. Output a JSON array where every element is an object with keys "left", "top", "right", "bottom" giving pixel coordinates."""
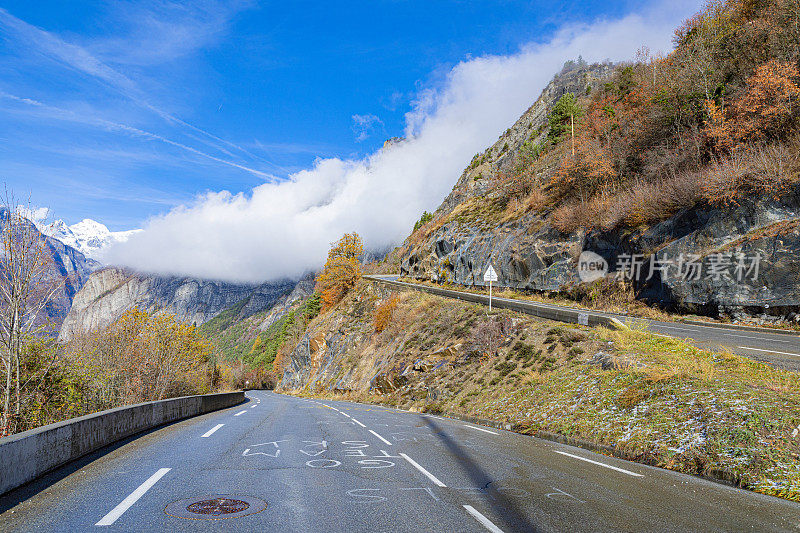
[{"left": 0, "top": 194, "right": 64, "bottom": 435}]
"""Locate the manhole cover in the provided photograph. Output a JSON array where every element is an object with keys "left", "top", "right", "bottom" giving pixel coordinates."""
[
  {"left": 165, "top": 495, "right": 267, "bottom": 520},
  {"left": 187, "top": 498, "right": 249, "bottom": 515}
]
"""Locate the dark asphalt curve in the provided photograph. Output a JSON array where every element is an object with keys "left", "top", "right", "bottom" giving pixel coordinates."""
[
  {"left": 367, "top": 275, "right": 800, "bottom": 372},
  {"left": 1, "top": 392, "right": 798, "bottom": 532}
]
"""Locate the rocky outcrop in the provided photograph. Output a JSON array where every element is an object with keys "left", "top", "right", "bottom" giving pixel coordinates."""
[
  {"left": 59, "top": 266, "right": 295, "bottom": 340},
  {"left": 627, "top": 193, "right": 800, "bottom": 318},
  {"left": 279, "top": 283, "right": 390, "bottom": 390},
  {"left": 401, "top": 64, "right": 613, "bottom": 290},
  {"left": 403, "top": 194, "right": 800, "bottom": 318},
  {"left": 433, "top": 62, "right": 614, "bottom": 218},
  {"left": 404, "top": 212, "right": 581, "bottom": 291}
]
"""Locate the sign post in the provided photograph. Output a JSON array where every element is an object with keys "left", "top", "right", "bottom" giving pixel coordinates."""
[{"left": 483, "top": 264, "right": 498, "bottom": 312}]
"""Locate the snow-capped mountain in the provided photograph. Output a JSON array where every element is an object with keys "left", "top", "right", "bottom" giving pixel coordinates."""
[{"left": 39, "top": 218, "right": 141, "bottom": 261}]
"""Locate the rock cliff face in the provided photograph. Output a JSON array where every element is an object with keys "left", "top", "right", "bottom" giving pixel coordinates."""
[
  {"left": 399, "top": 63, "right": 800, "bottom": 319},
  {"left": 400, "top": 63, "right": 612, "bottom": 289},
  {"left": 403, "top": 195, "right": 800, "bottom": 319},
  {"left": 59, "top": 266, "right": 295, "bottom": 339},
  {"left": 279, "top": 281, "right": 390, "bottom": 391}
]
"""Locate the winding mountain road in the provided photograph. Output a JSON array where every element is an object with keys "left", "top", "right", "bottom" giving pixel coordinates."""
[
  {"left": 1, "top": 392, "right": 798, "bottom": 532},
  {"left": 367, "top": 275, "right": 800, "bottom": 372}
]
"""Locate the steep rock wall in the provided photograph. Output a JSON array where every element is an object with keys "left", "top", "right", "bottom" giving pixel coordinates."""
[{"left": 59, "top": 266, "right": 294, "bottom": 339}]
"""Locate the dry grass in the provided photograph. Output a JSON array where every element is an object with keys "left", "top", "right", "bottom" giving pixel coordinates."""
[
  {"left": 373, "top": 295, "right": 399, "bottom": 333},
  {"left": 702, "top": 139, "right": 800, "bottom": 207},
  {"left": 549, "top": 172, "right": 702, "bottom": 234}
]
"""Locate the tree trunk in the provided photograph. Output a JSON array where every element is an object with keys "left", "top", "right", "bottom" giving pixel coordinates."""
[{"left": 2, "top": 355, "right": 11, "bottom": 435}]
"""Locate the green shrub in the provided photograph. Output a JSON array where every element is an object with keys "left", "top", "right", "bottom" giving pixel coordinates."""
[{"left": 413, "top": 211, "right": 434, "bottom": 232}]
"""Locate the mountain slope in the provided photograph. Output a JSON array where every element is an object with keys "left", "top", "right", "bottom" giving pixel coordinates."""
[
  {"left": 59, "top": 266, "right": 295, "bottom": 340},
  {"left": 278, "top": 280, "right": 800, "bottom": 501},
  {"left": 0, "top": 207, "right": 99, "bottom": 330},
  {"left": 400, "top": 2, "right": 800, "bottom": 321}
]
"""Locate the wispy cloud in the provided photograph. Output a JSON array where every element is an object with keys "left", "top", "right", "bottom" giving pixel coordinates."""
[
  {"left": 89, "top": 1, "right": 256, "bottom": 67},
  {"left": 351, "top": 113, "right": 384, "bottom": 142}
]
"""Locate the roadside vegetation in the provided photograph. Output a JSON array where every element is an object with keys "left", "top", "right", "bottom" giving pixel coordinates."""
[
  {"left": 1, "top": 307, "right": 225, "bottom": 437},
  {"left": 0, "top": 198, "right": 245, "bottom": 437},
  {"left": 283, "top": 283, "right": 800, "bottom": 502},
  {"left": 315, "top": 232, "right": 363, "bottom": 310}
]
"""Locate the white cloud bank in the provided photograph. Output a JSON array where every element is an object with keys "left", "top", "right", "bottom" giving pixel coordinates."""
[{"left": 107, "top": 1, "right": 702, "bottom": 283}]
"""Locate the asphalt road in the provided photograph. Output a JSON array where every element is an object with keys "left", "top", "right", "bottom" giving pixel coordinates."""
[
  {"left": 368, "top": 275, "right": 800, "bottom": 372},
  {"left": 1, "top": 392, "right": 798, "bottom": 532}
]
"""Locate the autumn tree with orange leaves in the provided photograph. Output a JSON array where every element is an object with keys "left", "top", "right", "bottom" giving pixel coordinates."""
[
  {"left": 315, "top": 233, "right": 363, "bottom": 311},
  {"left": 734, "top": 60, "right": 800, "bottom": 142}
]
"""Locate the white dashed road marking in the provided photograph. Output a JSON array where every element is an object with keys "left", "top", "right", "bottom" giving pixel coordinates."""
[
  {"left": 463, "top": 424, "right": 498, "bottom": 435},
  {"left": 555, "top": 450, "right": 643, "bottom": 477},
  {"left": 368, "top": 429, "right": 392, "bottom": 445},
  {"left": 351, "top": 418, "right": 367, "bottom": 428},
  {"left": 95, "top": 468, "right": 170, "bottom": 526},
  {"left": 463, "top": 505, "right": 505, "bottom": 533},
  {"left": 201, "top": 424, "right": 225, "bottom": 438},
  {"left": 654, "top": 325, "right": 696, "bottom": 333},
  {"left": 723, "top": 332, "right": 794, "bottom": 343},
  {"left": 400, "top": 453, "right": 446, "bottom": 487},
  {"left": 233, "top": 410, "right": 247, "bottom": 416}
]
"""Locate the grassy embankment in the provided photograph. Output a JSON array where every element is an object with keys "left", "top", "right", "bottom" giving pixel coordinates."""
[{"left": 287, "top": 284, "right": 800, "bottom": 501}]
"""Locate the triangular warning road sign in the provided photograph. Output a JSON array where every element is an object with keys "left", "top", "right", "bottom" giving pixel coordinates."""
[{"left": 484, "top": 265, "right": 498, "bottom": 282}]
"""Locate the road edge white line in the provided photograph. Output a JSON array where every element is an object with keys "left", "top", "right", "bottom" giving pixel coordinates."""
[
  {"left": 95, "top": 468, "right": 171, "bottom": 526},
  {"left": 399, "top": 453, "right": 446, "bottom": 487},
  {"left": 554, "top": 450, "right": 643, "bottom": 477},
  {"left": 738, "top": 346, "right": 800, "bottom": 358},
  {"left": 463, "top": 505, "right": 505, "bottom": 533},
  {"left": 201, "top": 424, "right": 225, "bottom": 438}
]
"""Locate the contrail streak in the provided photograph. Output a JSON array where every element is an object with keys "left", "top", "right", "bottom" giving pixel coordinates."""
[
  {"left": 0, "top": 92, "right": 278, "bottom": 181},
  {"left": 0, "top": 7, "right": 288, "bottom": 174}
]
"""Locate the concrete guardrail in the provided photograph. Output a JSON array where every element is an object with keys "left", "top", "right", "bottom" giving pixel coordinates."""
[
  {"left": 366, "top": 276, "right": 627, "bottom": 330},
  {"left": 0, "top": 390, "right": 244, "bottom": 496}
]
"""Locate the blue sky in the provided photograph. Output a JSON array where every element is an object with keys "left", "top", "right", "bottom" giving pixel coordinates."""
[{"left": 0, "top": 0, "right": 665, "bottom": 230}]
